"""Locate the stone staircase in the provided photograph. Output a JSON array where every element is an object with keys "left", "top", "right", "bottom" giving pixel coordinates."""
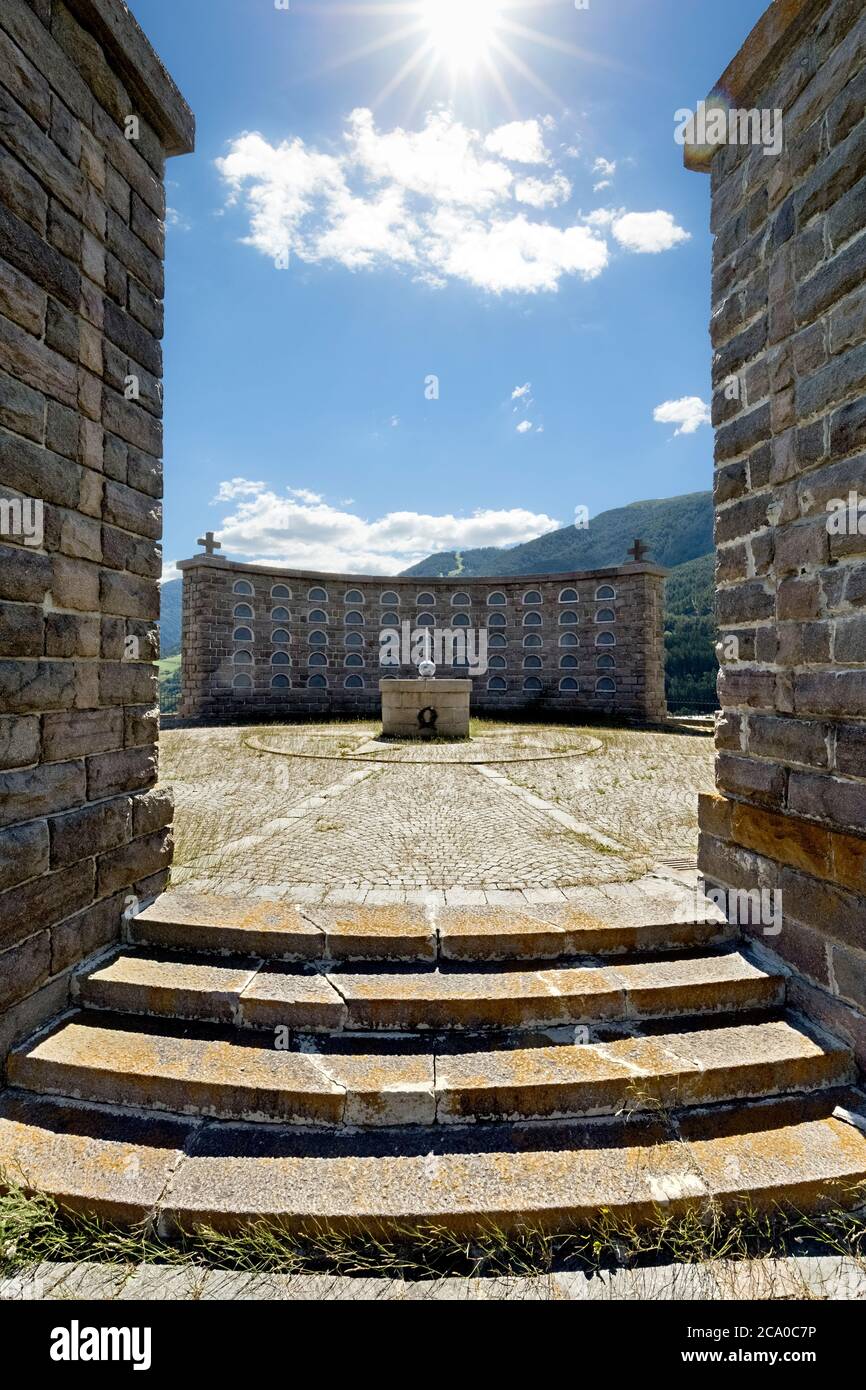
[{"left": 1, "top": 887, "right": 866, "bottom": 1235}]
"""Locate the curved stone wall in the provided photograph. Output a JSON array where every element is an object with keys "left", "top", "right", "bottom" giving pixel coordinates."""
[{"left": 178, "top": 556, "right": 668, "bottom": 723}]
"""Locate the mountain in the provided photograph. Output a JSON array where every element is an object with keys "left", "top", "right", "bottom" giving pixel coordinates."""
[
  {"left": 159, "top": 578, "right": 182, "bottom": 659},
  {"left": 401, "top": 492, "right": 713, "bottom": 578},
  {"left": 665, "top": 551, "right": 715, "bottom": 617}
]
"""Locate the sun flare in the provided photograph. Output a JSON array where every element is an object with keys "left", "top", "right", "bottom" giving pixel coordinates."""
[{"left": 421, "top": 0, "right": 503, "bottom": 73}]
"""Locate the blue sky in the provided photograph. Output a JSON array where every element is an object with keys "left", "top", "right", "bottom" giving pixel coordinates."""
[{"left": 132, "top": 0, "right": 767, "bottom": 579}]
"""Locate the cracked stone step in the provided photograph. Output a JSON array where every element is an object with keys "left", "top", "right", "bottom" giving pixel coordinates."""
[
  {"left": 301, "top": 906, "right": 436, "bottom": 961},
  {"left": 159, "top": 1091, "right": 866, "bottom": 1233},
  {"left": 439, "top": 907, "right": 734, "bottom": 961},
  {"left": 6, "top": 1017, "right": 435, "bottom": 1127},
  {"left": 4, "top": 1089, "right": 865, "bottom": 1232},
  {"left": 434, "top": 1020, "right": 854, "bottom": 1122},
  {"left": 129, "top": 893, "right": 325, "bottom": 960},
  {"left": 331, "top": 952, "right": 784, "bottom": 1031},
  {"left": 79, "top": 953, "right": 347, "bottom": 1032},
  {"left": 0, "top": 1092, "right": 198, "bottom": 1224},
  {"left": 128, "top": 891, "right": 735, "bottom": 966},
  {"left": 514, "top": 890, "right": 737, "bottom": 958}
]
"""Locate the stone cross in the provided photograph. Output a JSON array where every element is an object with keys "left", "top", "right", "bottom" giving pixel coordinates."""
[
  {"left": 197, "top": 531, "right": 221, "bottom": 556},
  {"left": 628, "top": 538, "right": 649, "bottom": 563}
]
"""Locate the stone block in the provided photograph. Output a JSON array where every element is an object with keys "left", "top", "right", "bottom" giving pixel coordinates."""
[
  {"left": 0, "top": 932, "right": 51, "bottom": 1013},
  {"left": 86, "top": 746, "right": 157, "bottom": 800},
  {"left": 131, "top": 786, "right": 173, "bottom": 837},
  {"left": 0, "top": 713, "right": 40, "bottom": 770},
  {"left": 49, "top": 796, "right": 132, "bottom": 868},
  {"left": 0, "top": 859, "right": 94, "bottom": 952},
  {"left": 96, "top": 827, "right": 172, "bottom": 897},
  {"left": 0, "top": 819, "right": 50, "bottom": 893},
  {"left": 49, "top": 892, "right": 124, "bottom": 976},
  {"left": 42, "top": 707, "right": 123, "bottom": 761}
]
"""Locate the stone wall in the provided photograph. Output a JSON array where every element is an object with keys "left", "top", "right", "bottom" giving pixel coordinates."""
[
  {"left": 0, "top": 0, "right": 192, "bottom": 1061},
  {"left": 178, "top": 556, "right": 669, "bottom": 724},
  {"left": 687, "top": 0, "right": 866, "bottom": 1063}
]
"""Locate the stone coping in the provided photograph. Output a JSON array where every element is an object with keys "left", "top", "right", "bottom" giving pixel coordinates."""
[
  {"left": 379, "top": 679, "right": 468, "bottom": 693},
  {"left": 5, "top": 1255, "right": 865, "bottom": 1301},
  {"left": 242, "top": 730, "right": 602, "bottom": 764},
  {"left": 177, "top": 557, "right": 670, "bottom": 582},
  {"left": 683, "top": 0, "right": 830, "bottom": 172},
  {"left": 67, "top": 0, "right": 195, "bottom": 155}
]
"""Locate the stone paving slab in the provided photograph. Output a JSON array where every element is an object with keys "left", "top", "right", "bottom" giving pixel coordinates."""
[
  {"left": 6, "top": 1255, "right": 865, "bottom": 1300},
  {"left": 132, "top": 893, "right": 326, "bottom": 958},
  {"left": 161, "top": 722, "right": 714, "bottom": 894},
  {"left": 300, "top": 904, "right": 436, "bottom": 961}
]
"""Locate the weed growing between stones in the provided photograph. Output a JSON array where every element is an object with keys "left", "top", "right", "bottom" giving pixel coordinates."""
[{"left": 2, "top": 1170, "right": 864, "bottom": 1283}]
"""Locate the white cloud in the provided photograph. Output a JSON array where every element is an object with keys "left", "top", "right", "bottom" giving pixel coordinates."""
[
  {"left": 389, "top": 415, "right": 400, "bottom": 427},
  {"left": 348, "top": 108, "right": 511, "bottom": 210},
  {"left": 427, "top": 208, "right": 607, "bottom": 292},
  {"left": 484, "top": 119, "right": 551, "bottom": 165},
  {"left": 612, "top": 211, "right": 690, "bottom": 253},
  {"left": 161, "top": 561, "right": 180, "bottom": 585},
  {"left": 593, "top": 180, "right": 612, "bottom": 193},
  {"left": 511, "top": 382, "right": 532, "bottom": 400},
  {"left": 516, "top": 420, "right": 533, "bottom": 434},
  {"left": 216, "top": 110, "right": 689, "bottom": 295},
  {"left": 514, "top": 173, "right": 572, "bottom": 208},
  {"left": 288, "top": 486, "right": 324, "bottom": 503},
  {"left": 584, "top": 207, "right": 617, "bottom": 227},
  {"left": 212, "top": 477, "right": 267, "bottom": 502},
  {"left": 207, "top": 484, "right": 562, "bottom": 572},
  {"left": 653, "top": 396, "right": 711, "bottom": 436},
  {"left": 165, "top": 207, "right": 191, "bottom": 231},
  {"left": 593, "top": 157, "right": 616, "bottom": 177}
]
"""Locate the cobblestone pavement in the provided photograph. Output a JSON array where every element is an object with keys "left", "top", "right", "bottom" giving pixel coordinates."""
[{"left": 160, "top": 720, "right": 714, "bottom": 901}]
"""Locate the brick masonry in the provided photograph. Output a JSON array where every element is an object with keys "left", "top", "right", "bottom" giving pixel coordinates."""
[
  {"left": 0, "top": 0, "right": 192, "bottom": 1061},
  {"left": 177, "top": 556, "right": 669, "bottom": 724},
  {"left": 687, "top": 0, "right": 866, "bottom": 1064}
]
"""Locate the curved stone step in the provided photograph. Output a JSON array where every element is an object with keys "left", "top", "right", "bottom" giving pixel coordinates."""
[
  {"left": 164, "top": 1093, "right": 866, "bottom": 1234},
  {"left": 80, "top": 953, "right": 348, "bottom": 1033},
  {"left": 329, "top": 952, "right": 783, "bottom": 1031},
  {"left": 3, "top": 1090, "right": 865, "bottom": 1233},
  {"left": 128, "top": 890, "right": 734, "bottom": 965},
  {"left": 79, "top": 949, "right": 784, "bottom": 1033},
  {"left": 8, "top": 1014, "right": 838, "bottom": 1129},
  {"left": 7, "top": 1018, "right": 436, "bottom": 1127},
  {"left": 434, "top": 1020, "right": 854, "bottom": 1122},
  {"left": 129, "top": 893, "right": 326, "bottom": 960},
  {"left": 438, "top": 897, "right": 734, "bottom": 961}
]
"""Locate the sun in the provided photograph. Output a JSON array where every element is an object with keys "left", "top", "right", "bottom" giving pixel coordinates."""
[
  {"left": 421, "top": 0, "right": 503, "bottom": 73},
  {"left": 316, "top": 1, "right": 610, "bottom": 113}
]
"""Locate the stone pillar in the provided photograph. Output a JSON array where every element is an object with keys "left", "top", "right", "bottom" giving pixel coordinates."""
[
  {"left": 380, "top": 679, "right": 471, "bottom": 739},
  {"left": 0, "top": 0, "right": 193, "bottom": 1058},
  {"left": 633, "top": 569, "right": 669, "bottom": 723},
  {"left": 687, "top": 0, "right": 866, "bottom": 1063}
]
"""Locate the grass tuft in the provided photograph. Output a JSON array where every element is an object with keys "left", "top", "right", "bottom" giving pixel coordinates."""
[{"left": 2, "top": 1169, "right": 864, "bottom": 1284}]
